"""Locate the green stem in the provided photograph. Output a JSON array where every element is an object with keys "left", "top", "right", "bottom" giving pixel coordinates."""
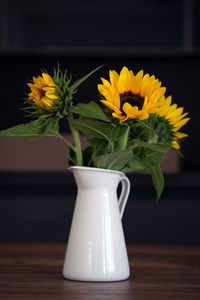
[
  {"left": 119, "top": 126, "right": 130, "bottom": 151},
  {"left": 57, "top": 133, "right": 76, "bottom": 151},
  {"left": 69, "top": 117, "right": 83, "bottom": 166},
  {"left": 110, "top": 142, "right": 114, "bottom": 153}
]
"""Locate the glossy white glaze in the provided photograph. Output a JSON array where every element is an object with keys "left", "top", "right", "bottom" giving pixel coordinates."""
[{"left": 63, "top": 166, "right": 130, "bottom": 282}]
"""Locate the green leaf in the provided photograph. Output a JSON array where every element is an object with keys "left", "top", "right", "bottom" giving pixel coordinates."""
[
  {"left": 70, "top": 65, "right": 103, "bottom": 92},
  {"left": 125, "top": 157, "right": 146, "bottom": 171},
  {"left": 72, "top": 101, "right": 111, "bottom": 122},
  {"left": 0, "top": 118, "right": 60, "bottom": 139},
  {"left": 150, "top": 164, "right": 164, "bottom": 201},
  {"left": 43, "top": 118, "right": 59, "bottom": 136},
  {"left": 0, "top": 121, "right": 44, "bottom": 139},
  {"left": 125, "top": 139, "right": 166, "bottom": 199},
  {"left": 146, "top": 150, "right": 166, "bottom": 166},
  {"left": 89, "top": 138, "right": 109, "bottom": 156},
  {"left": 128, "top": 139, "right": 170, "bottom": 153},
  {"left": 139, "top": 152, "right": 165, "bottom": 200},
  {"left": 94, "top": 149, "right": 133, "bottom": 171},
  {"left": 71, "top": 118, "right": 127, "bottom": 144}
]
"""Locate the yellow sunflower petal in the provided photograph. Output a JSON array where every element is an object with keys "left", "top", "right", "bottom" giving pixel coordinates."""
[
  {"left": 173, "top": 117, "right": 190, "bottom": 132},
  {"left": 137, "top": 111, "right": 149, "bottom": 120},
  {"left": 136, "top": 69, "right": 144, "bottom": 81},
  {"left": 118, "top": 66, "right": 131, "bottom": 93},
  {"left": 171, "top": 140, "right": 180, "bottom": 150},
  {"left": 109, "top": 70, "right": 119, "bottom": 91},
  {"left": 98, "top": 84, "right": 111, "bottom": 101},
  {"left": 42, "top": 73, "right": 55, "bottom": 85},
  {"left": 45, "top": 93, "right": 58, "bottom": 100},
  {"left": 175, "top": 132, "right": 188, "bottom": 139},
  {"left": 112, "top": 112, "right": 126, "bottom": 122},
  {"left": 100, "top": 100, "right": 121, "bottom": 113},
  {"left": 42, "top": 97, "right": 53, "bottom": 108},
  {"left": 167, "top": 107, "right": 184, "bottom": 120},
  {"left": 123, "top": 103, "right": 138, "bottom": 118},
  {"left": 101, "top": 78, "right": 111, "bottom": 88},
  {"left": 113, "top": 93, "right": 120, "bottom": 109}
]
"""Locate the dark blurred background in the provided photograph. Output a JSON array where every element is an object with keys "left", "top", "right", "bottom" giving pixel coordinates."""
[{"left": 0, "top": 0, "right": 199, "bottom": 244}]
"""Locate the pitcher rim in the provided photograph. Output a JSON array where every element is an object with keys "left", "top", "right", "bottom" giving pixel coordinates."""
[{"left": 68, "top": 166, "right": 125, "bottom": 176}]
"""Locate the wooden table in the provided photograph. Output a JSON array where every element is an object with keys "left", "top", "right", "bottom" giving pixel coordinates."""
[{"left": 0, "top": 244, "right": 200, "bottom": 299}]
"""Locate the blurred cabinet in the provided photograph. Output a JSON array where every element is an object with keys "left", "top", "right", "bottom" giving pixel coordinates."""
[{"left": 0, "top": 0, "right": 191, "bottom": 53}]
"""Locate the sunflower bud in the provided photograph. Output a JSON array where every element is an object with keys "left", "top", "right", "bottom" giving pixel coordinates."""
[{"left": 27, "top": 73, "right": 59, "bottom": 112}]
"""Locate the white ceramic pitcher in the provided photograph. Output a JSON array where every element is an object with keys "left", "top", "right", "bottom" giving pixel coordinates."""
[{"left": 63, "top": 166, "right": 131, "bottom": 282}]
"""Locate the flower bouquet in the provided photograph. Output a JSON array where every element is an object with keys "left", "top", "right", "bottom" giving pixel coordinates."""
[{"left": 0, "top": 65, "right": 189, "bottom": 199}]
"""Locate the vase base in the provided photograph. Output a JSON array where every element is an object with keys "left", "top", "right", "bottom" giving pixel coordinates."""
[{"left": 63, "top": 271, "right": 130, "bottom": 282}]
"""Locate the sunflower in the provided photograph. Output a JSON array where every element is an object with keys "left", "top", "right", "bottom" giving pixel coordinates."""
[
  {"left": 27, "top": 72, "right": 59, "bottom": 111},
  {"left": 156, "top": 96, "right": 190, "bottom": 150},
  {"left": 98, "top": 66, "right": 166, "bottom": 122}
]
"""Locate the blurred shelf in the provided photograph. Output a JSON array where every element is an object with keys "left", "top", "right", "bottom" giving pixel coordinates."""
[
  {"left": 1, "top": 47, "right": 200, "bottom": 58},
  {"left": 0, "top": 171, "right": 200, "bottom": 243},
  {"left": 0, "top": 171, "right": 200, "bottom": 200}
]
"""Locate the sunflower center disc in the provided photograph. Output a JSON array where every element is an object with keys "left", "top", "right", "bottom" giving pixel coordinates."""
[
  {"left": 120, "top": 92, "right": 144, "bottom": 111},
  {"left": 39, "top": 88, "right": 46, "bottom": 98}
]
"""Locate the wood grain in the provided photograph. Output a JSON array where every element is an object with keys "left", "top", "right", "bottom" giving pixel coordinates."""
[{"left": 0, "top": 244, "right": 200, "bottom": 300}]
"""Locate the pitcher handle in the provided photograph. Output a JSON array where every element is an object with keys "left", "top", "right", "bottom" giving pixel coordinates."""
[{"left": 118, "top": 175, "right": 131, "bottom": 219}]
